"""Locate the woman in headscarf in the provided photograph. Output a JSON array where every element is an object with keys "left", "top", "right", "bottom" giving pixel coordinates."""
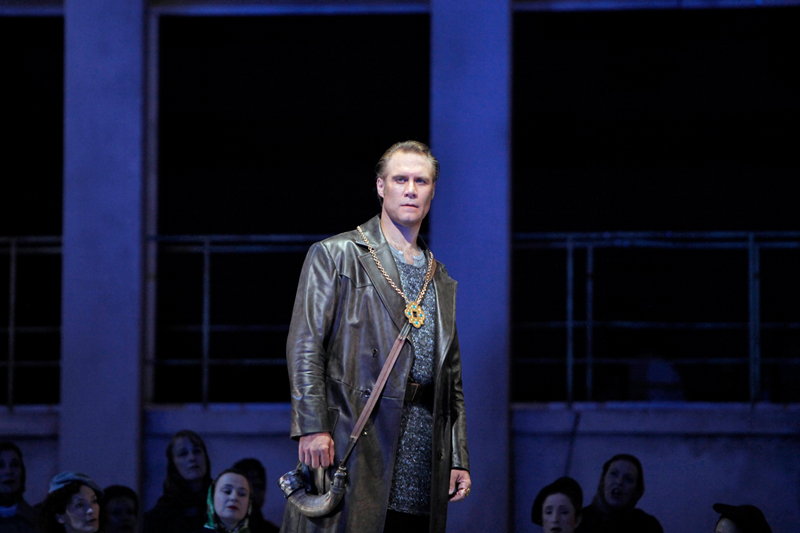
[
  {"left": 575, "top": 454, "right": 663, "bottom": 533},
  {"left": 0, "top": 442, "right": 38, "bottom": 533},
  {"left": 197, "top": 469, "right": 251, "bottom": 533},
  {"left": 39, "top": 472, "right": 103, "bottom": 533},
  {"left": 531, "top": 476, "right": 583, "bottom": 533},
  {"left": 144, "top": 430, "right": 212, "bottom": 533}
]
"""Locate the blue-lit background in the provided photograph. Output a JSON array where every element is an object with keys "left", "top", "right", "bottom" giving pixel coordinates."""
[{"left": 0, "top": 1, "right": 798, "bottom": 532}]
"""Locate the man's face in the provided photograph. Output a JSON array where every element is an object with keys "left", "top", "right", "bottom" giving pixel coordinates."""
[{"left": 377, "top": 151, "right": 435, "bottom": 230}]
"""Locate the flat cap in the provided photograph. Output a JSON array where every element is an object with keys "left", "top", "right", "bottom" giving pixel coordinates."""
[{"left": 48, "top": 471, "right": 103, "bottom": 497}]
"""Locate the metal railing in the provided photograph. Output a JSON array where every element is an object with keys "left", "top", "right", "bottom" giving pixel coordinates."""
[
  {"left": 7, "top": 232, "right": 796, "bottom": 406},
  {"left": 513, "top": 231, "right": 800, "bottom": 403},
  {"left": 0, "top": 236, "right": 61, "bottom": 409},
  {"left": 148, "top": 234, "right": 330, "bottom": 405}
]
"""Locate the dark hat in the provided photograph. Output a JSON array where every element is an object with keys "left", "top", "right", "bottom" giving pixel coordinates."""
[
  {"left": 48, "top": 471, "right": 103, "bottom": 497},
  {"left": 532, "top": 477, "right": 583, "bottom": 525},
  {"left": 713, "top": 503, "right": 772, "bottom": 533}
]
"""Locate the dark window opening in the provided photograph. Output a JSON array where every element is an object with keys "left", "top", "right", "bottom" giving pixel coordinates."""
[
  {"left": 511, "top": 8, "right": 800, "bottom": 402},
  {"left": 154, "top": 14, "right": 430, "bottom": 403}
]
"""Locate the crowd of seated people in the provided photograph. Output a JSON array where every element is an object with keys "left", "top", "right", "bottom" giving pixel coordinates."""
[
  {"left": 0, "top": 433, "right": 279, "bottom": 533},
  {"left": 531, "top": 453, "right": 773, "bottom": 533},
  {"left": 1, "top": 436, "right": 777, "bottom": 533}
]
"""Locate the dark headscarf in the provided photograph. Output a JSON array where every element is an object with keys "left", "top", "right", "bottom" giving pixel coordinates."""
[
  {"left": 203, "top": 469, "right": 252, "bottom": 533},
  {"left": 158, "top": 430, "right": 212, "bottom": 509}
]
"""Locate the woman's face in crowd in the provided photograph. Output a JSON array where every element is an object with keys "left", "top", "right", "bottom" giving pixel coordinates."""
[
  {"left": 0, "top": 450, "right": 23, "bottom": 494},
  {"left": 542, "top": 492, "right": 581, "bottom": 533},
  {"left": 104, "top": 496, "right": 137, "bottom": 533},
  {"left": 602, "top": 460, "right": 639, "bottom": 510},
  {"left": 715, "top": 518, "right": 741, "bottom": 533},
  {"left": 213, "top": 473, "right": 250, "bottom": 530},
  {"left": 171, "top": 436, "right": 207, "bottom": 482},
  {"left": 57, "top": 485, "right": 100, "bottom": 533}
]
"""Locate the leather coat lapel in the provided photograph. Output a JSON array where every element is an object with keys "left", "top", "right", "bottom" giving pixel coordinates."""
[
  {"left": 433, "top": 266, "right": 456, "bottom": 373},
  {"left": 356, "top": 216, "right": 407, "bottom": 332}
]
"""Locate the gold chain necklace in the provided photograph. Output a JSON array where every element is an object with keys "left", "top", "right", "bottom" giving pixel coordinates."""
[{"left": 357, "top": 226, "right": 434, "bottom": 328}]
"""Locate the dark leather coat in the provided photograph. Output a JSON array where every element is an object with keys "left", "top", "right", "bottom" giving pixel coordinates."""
[{"left": 281, "top": 215, "right": 469, "bottom": 533}]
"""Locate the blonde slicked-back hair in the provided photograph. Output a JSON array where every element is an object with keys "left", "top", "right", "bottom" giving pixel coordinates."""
[{"left": 375, "top": 140, "right": 440, "bottom": 183}]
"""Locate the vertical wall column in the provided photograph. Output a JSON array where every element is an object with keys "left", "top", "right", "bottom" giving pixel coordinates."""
[
  {"left": 62, "top": 0, "right": 145, "bottom": 488},
  {"left": 430, "top": 1, "right": 511, "bottom": 531}
]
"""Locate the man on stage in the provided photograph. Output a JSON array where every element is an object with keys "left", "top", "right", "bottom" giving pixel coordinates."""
[{"left": 281, "top": 141, "right": 470, "bottom": 533}]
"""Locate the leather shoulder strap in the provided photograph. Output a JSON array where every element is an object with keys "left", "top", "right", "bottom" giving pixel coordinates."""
[{"left": 338, "top": 252, "right": 437, "bottom": 467}]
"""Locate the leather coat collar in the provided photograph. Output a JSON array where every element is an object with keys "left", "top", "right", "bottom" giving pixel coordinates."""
[
  {"left": 354, "top": 216, "right": 457, "bottom": 364},
  {"left": 355, "top": 215, "right": 409, "bottom": 333}
]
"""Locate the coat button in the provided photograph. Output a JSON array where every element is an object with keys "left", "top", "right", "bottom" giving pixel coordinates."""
[
  {"left": 364, "top": 389, "right": 371, "bottom": 398},
  {"left": 438, "top": 451, "right": 444, "bottom": 460},
  {"left": 372, "top": 349, "right": 378, "bottom": 357}
]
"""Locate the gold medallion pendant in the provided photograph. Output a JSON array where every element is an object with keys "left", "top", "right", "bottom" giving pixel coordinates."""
[
  {"left": 405, "top": 302, "right": 426, "bottom": 328},
  {"left": 357, "top": 226, "right": 435, "bottom": 331}
]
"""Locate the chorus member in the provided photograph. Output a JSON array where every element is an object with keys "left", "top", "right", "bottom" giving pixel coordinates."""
[
  {"left": 40, "top": 472, "right": 102, "bottom": 533},
  {"left": 198, "top": 469, "right": 251, "bottom": 533},
  {"left": 231, "top": 459, "right": 278, "bottom": 533},
  {"left": 532, "top": 477, "right": 583, "bottom": 533},
  {"left": 100, "top": 485, "right": 139, "bottom": 533},
  {"left": 282, "top": 141, "right": 470, "bottom": 533},
  {"left": 144, "top": 430, "right": 212, "bottom": 533},
  {"left": 575, "top": 454, "right": 662, "bottom": 533},
  {"left": 0, "top": 442, "right": 38, "bottom": 533}
]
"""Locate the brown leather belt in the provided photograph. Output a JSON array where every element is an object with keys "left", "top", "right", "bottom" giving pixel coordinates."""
[{"left": 404, "top": 381, "right": 430, "bottom": 404}]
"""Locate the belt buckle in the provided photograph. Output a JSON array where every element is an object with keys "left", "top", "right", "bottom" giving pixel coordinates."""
[{"left": 405, "top": 381, "right": 422, "bottom": 403}]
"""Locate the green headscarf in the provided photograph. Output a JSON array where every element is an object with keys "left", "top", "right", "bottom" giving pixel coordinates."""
[{"left": 203, "top": 469, "right": 252, "bottom": 533}]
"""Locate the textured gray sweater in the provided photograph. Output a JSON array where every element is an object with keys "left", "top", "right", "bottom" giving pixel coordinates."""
[{"left": 386, "top": 246, "right": 436, "bottom": 516}]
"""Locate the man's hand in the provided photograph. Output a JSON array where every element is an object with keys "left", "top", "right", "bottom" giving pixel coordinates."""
[
  {"left": 448, "top": 468, "right": 472, "bottom": 502},
  {"left": 299, "top": 432, "right": 335, "bottom": 469}
]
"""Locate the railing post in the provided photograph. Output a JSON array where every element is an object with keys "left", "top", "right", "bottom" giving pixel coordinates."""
[
  {"left": 566, "top": 237, "right": 574, "bottom": 403},
  {"left": 202, "top": 239, "right": 211, "bottom": 407},
  {"left": 586, "top": 245, "right": 594, "bottom": 401},
  {"left": 7, "top": 240, "right": 16, "bottom": 410},
  {"left": 748, "top": 233, "right": 761, "bottom": 402}
]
